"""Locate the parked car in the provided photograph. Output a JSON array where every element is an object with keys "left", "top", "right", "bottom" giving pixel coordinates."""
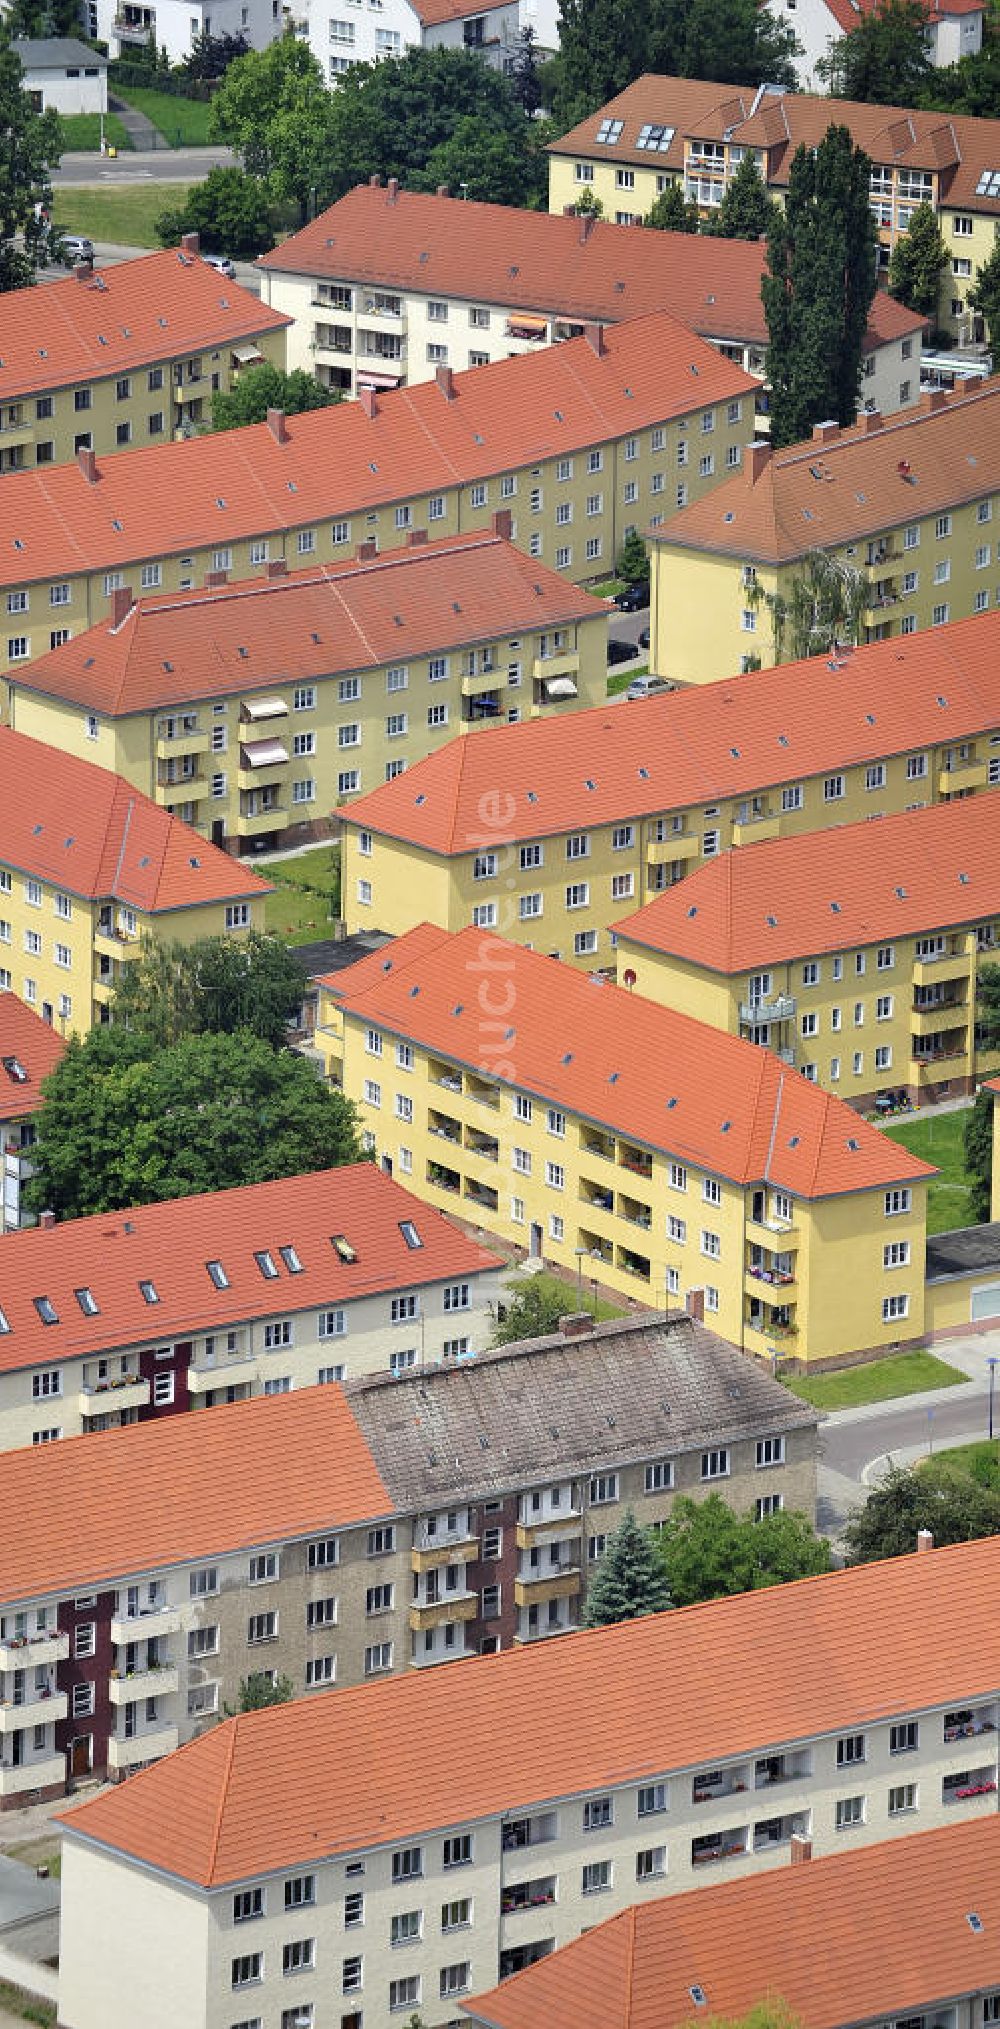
[
  {"left": 638, "top": 626, "right": 650, "bottom": 650},
  {"left": 202, "top": 253, "right": 236, "bottom": 279},
  {"left": 614, "top": 581, "right": 649, "bottom": 612},
  {"left": 58, "top": 233, "right": 94, "bottom": 269},
  {"left": 608, "top": 638, "right": 637, "bottom": 666},
  {"left": 625, "top": 673, "right": 672, "bottom": 701}
]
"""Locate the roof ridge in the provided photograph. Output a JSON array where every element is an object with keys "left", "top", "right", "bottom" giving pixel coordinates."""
[
  {"left": 623, "top": 1902, "right": 638, "bottom": 2029},
  {"left": 206, "top": 1717, "right": 240, "bottom": 1885}
]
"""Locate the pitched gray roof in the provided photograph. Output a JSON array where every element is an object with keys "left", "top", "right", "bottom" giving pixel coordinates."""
[
  {"left": 12, "top": 37, "right": 108, "bottom": 64},
  {"left": 346, "top": 1311, "right": 819, "bottom": 1508}
]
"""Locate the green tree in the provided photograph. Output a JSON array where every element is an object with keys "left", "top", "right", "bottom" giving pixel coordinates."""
[
  {"left": 707, "top": 154, "right": 776, "bottom": 241},
  {"left": 0, "top": 32, "right": 61, "bottom": 293},
  {"left": 919, "top": 42, "right": 1000, "bottom": 119},
  {"left": 644, "top": 182, "right": 700, "bottom": 233},
  {"left": 887, "top": 200, "right": 948, "bottom": 322},
  {"left": 491, "top": 1276, "right": 575, "bottom": 1346},
  {"left": 319, "top": 48, "right": 526, "bottom": 208},
  {"left": 510, "top": 24, "right": 543, "bottom": 115},
  {"left": 26, "top": 1027, "right": 361, "bottom": 1221},
  {"left": 110, "top": 932, "right": 308, "bottom": 1049},
  {"left": 969, "top": 228, "right": 1000, "bottom": 351},
  {"left": 617, "top": 528, "right": 649, "bottom": 584},
  {"left": 650, "top": 0, "right": 800, "bottom": 88},
  {"left": 571, "top": 185, "right": 604, "bottom": 219},
  {"left": 844, "top": 1460, "right": 1000, "bottom": 1563},
  {"left": 155, "top": 165, "right": 275, "bottom": 258},
  {"left": 757, "top": 547, "right": 868, "bottom": 662},
  {"left": 230, "top": 1672, "right": 294, "bottom": 1713},
  {"left": 763, "top": 125, "right": 879, "bottom": 449},
  {"left": 209, "top": 34, "right": 333, "bottom": 216},
  {"left": 964, "top": 1086, "right": 994, "bottom": 1226},
  {"left": 655, "top": 1493, "right": 830, "bottom": 1606},
  {"left": 212, "top": 363, "right": 340, "bottom": 432},
  {"left": 181, "top": 29, "right": 249, "bottom": 79},
  {"left": 817, "top": 0, "right": 933, "bottom": 102},
  {"left": 583, "top": 1510, "right": 672, "bottom": 1626},
  {"left": 414, "top": 112, "right": 549, "bottom": 209}
]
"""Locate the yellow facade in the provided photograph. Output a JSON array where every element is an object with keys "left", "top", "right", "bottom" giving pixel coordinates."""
[
  {"left": 315, "top": 991, "right": 929, "bottom": 1366},
  {"left": 0, "top": 871, "right": 267, "bottom": 1036},
  {"left": 0, "top": 397, "right": 748, "bottom": 679},
  {"left": 341, "top": 741, "right": 1000, "bottom": 970},
  {"left": 615, "top": 925, "right": 1000, "bottom": 1111},
  {"left": 652, "top": 496, "right": 1000, "bottom": 688},
  {"left": 0, "top": 329, "right": 287, "bottom": 477},
  {"left": 8, "top": 610, "right": 608, "bottom": 848}
]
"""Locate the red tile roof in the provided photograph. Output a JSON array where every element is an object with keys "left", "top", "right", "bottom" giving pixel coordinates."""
[
  {"left": 0, "top": 994, "right": 67, "bottom": 1124},
  {"left": 259, "top": 185, "right": 923, "bottom": 353},
  {"left": 0, "top": 1382, "right": 392, "bottom": 1607},
  {"left": 0, "top": 1163, "right": 501, "bottom": 1376},
  {"left": 462, "top": 1815, "right": 1000, "bottom": 2029},
  {"left": 612, "top": 793, "right": 1000, "bottom": 972},
  {"left": 59, "top": 1533, "right": 1000, "bottom": 1887},
  {"left": 0, "top": 726, "right": 270, "bottom": 913},
  {"left": 12, "top": 533, "right": 608, "bottom": 716},
  {"left": 0, "top": 247, "right": 289, "bottom": 403},
  {"left": 550, "top": 74, "right": 1000, "bottom": 216},
  {"left": 337, "top": 610, "right": 1000, "bottom": 852},
  {"left": 324, "top": 924, "right": 932, "bottom": 1199},
  {"left": 655, "top": 380, "right": 1000, "bottom": 563},
  {"left": 0, "top": 312, "right": 754, "bottom": 592}
]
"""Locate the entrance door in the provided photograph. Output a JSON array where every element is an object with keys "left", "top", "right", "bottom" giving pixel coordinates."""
[
  {"left": 530, "top": 1222, "right": 543, "bottom": 1259},
  {"left": 69, "top": 1736, "right": 92, "bottom": 1778},
  {"left": 211, "top": 820, "right": 226, "bottom": 848},
  {"left": 381, "top": 1155, "right": 393, "bottom": 1178}
]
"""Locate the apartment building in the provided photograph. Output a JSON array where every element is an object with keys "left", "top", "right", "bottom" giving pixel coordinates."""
[
  {"left": 335, "top": 611, "right": 1000, "bottom": 970},
  {"left": 0, "top": 1310, "right": 814, "bottom": 1806},
  {"left": 462, "top": 1814, "right": 1000, "bottom": 2029},
  {"left": 316, "top": 923, "right": 933, "bottom": 1365},
  {"left": 56, "top": 1534, "right": 1000, "bottom": 2029},
  {"left": 258, "top": 181, "right": 923, "bottom": 421},
  {"left": 612, "top": 796, "right": 1000, "bottom": 1111},
  {"left": 0, "top": 1164, "right": 501, "bottom": 1450},
  {"left": 789, "top": 0, "right": 982, "bottom": 91},
  {"left": 0, "top": 312, "right": 753, "bottom": 676},
  {"left": 297, "top": 0, "right": 558, "bottom": 92},
  {"left": 0, "top": 995, "right": 66, "bottom": 1235},
  {"left": 0, "top": 727, "right": 269, "bottom": 1032},
  {"left": 0, "top": 242, "right": 288, "bottom": 475},
  {"left": 650, "top": 382, "right": 1000, "bottom": 686},
  {"left": 87, "top": 0, "right": 279, "bottom": 65},
  {"left": 548, "top": 75, "right": 1000, "bottom": 339},
  {"left": 5, "top": 530, "right": 609, "bottom": 850}
]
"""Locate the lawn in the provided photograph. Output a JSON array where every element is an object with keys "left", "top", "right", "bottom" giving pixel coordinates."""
[
  {"left": 607, "top": 663, "right": 646, "bottom": 697},
  {"left": 115, "top": 87, "right": 215, "bottom": 145},
  {"left": 881, "top": 1104, "right": 976, "bottom": 1234},
  {"left": 261, "top": 844, "right": 341, "bottom": 947},
  {"left": 512, "top": 1269, "right": 623, "bottom": 1323},
  {"left": 0, "top": 1982, "right": 54, "bottom": 2027},
  {"left": 916, "top": 1438, "right": 1000, "bottom": 1482},
  {"left": 5, "top": 1838, "right": 61, "bottom": 1880},
  {"left": 784, "top": 1347, "right": 968, "bottom": 1410},
  {"left": 57, "top": 111, "right": 131, "bottom": 152},
  {"left": 53, "top": 184, "right": 191, "bottom": 250}
]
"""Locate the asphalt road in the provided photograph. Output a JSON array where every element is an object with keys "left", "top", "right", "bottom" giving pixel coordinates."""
[
  {"left": 37, "top": 242, "right": 263, "bottom": 295},
  {"left": 816, "top": 1337, "right": 1000, "bottom": 1539},
  {"left": 53, "top": 145, "right": 235, "bottom": 186}
]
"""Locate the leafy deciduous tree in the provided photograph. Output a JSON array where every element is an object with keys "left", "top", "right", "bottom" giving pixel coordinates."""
[
  {"left": 763, "top": 125, "right": 879, "bottom": 448},
  {"left": 964, "top": 1085, "right": 994, "bottom": 1226},
  {"left": 887, "top": 200, "right": 948, "bottom": 321},
  {"left": 209, "top": 34, "right": 333, "bottom": 216},
  {"left": 0, "top": 33, "right": 61, "bottom": 293},
  {"left": 212, "top": 363, "right": 340, "bottom": 431},
  {"left": 649, "top": 0, "right": 800, "bottom": 89},
  {"left": 155, "top": 165, "right": 274, "bottom": 258},
  {"left": 319, "top": 48, "right": 531, "bottom": 209},
  {"left": 844, "top": 1459, "right": 1000, "bottom": 1563},
  {"left": 617, "top": 528, "right": 650, "bottom": 583},
  {"left": 644, "top": 182, "right": 700, "bottom": 233},
  {"left": 707, "top": 154, "right": 776, "bottom": 242},
  {"left": 230, "top": 1673, "right": 294, "bottom": 1712},
  {"left": 414, "top": 112, "right": 549, "bottom": 209},
  {"left": 491, "top": 1276, "right": 578, "bottom": 1346},
  {"left": 583, "top": 1510, "right": 672, "bottom": 1625},
  {"left": 817, "top": 0, "right": 933, "bottom": 104},
  {"left": 110, "top": 932, "right": 308, "bottom": 1049},
  {"left": 655, "top": 1493, "right": 830, "bottom": 1606},
  {"left": 181, "top": 29, "right": 249, "bottom": 80},
  {"left": 969, "top": 228, "right": 1000, "bottom": 350}
]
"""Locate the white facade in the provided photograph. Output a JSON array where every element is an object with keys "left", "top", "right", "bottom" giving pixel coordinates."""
[
  {"left": 300, "top": 0, "right": 556, "bottom": 92},
  {"left": 12, "top": 38, "right": 108, "bottom": 114},
  {"left": 783, "top": 0, "right": 982, "bottom": 89},
  {"left": 83, "top": 0, "right": 279, "bottom": 69}
]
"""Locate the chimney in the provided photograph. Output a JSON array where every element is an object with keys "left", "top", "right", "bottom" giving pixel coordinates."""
[
  {"left": 746, "top": 440, "right": 772, "bottom": 485},
  {"left": 38, "top": 1209, "right": 56, "bottom": 1231},
  {"left": 436, "top": 183, "right": 449, "bottom": 198},
  {"left": 436, "top": 364, "right": 456, "bottom": 401},
  {"left": 369, "top": 173, "right": 380, "bottom": 187},
  {"left": 109, "top": 585, "right": 135, "bottom": 629},
  {"left": 579, "top": 212, "right": 597, "bottom": 244},
  {"left": 76, "top": 446, "right": 98, "bottom": 485},
  {"left": 491, "top": 508, "right": 512, "bottom": 541},
  {"left": 205, "top": 568, "right": 228, "bottom": 588},
  {"left": 859, "top": 408, "right": 882, "bottom": 434},
  {"left": 406, "top": 528, "right": 429, "bottom": 547},
  {"left": 180, "top": 230, "right": 199, "bottom": 257},
  {"left": 266, "top": 558, "right": 288, "bottom": 579},
  {"left": 812, "top": 419, "right": 839, "bottom": 443},
  {"left": 74, "top": 260, "right": 90, "bottom": 283},
  {"left": 267, "top": 406, "right": 289, "bottom": 445},
  {"left": 790, "top": 1834, "right": 812, "bottom": 1865},
  {"left": 358, "top": 385, "right": 377, "bottom": 419},
  {"left": 387, "top": 177, "right": 399, "bottom": 204},
  {"left": 685, "top": 1286, "right": 705, "bottom": 1323},
  {"left": 562, "top": 203, "right": 576, "bottom": 217},
  {"left": 916, "top": 1527, "right": 934, "bottom": 1554},
  {"left": 355, "top": 538, "right": 378, "bottom": 562},
  {"left": 558, "top": 1312, "right": 594, "bottom": 1339},
  {"left": 584, "top": 321, "right": 605, "bottom": 356},
  {"left": 921, "top": 386, "right": 947, "bottom": 414}
]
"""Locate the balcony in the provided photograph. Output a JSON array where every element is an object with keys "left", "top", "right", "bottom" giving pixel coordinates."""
[
  {"left": 753, "top": 1811, "right": 811, "bottom": 1852},
  {"left": 464, "top": 1129, "right": 499, "bottom": 1164},
  {"left": 691, "top": 1829, "right": 748, "bottom": 1866},
  {"left": 945, "top": 1706, "right": 997, "bottom": 1743},
  {"left": 93, "top": 922, "right": 139, "bottom": 962},
  {"left": 0, "top": 1753, "right": 65, "bottom": 1798},
  {"left": 109, "top": 1666, "right": 178, "bottom": 1704},
  {"left": 465, "top": 1076, "right": 500, "bottom": 1110},
  {"left": 577, "top": 1228, "right": 614, "bottom": 1268},
  {"left": 580, "top": 1132, "right": 616, "bottom": 1163},
  {"left": 502, "top": 1811, "right": 558, "bottom": 1853},
  {"left": 516, "top": 1512, "right": 582, "bottom": 1549},
  {"left": 617, "top": 1193, "right": 652, "bottom": 1231},
  {"left": 430, "top": 1065, "right": 464, "bottom": 1096},
  {"left": 464, "top": 1178, "right": 499, "bottom": 1215},
  {"left": 754, "top": 1750, "right": 813, "bottom": 1790},
  {"left": 108, "top": 1724, "right": 179, "bottom": 1771},
  {"left": 647, "top": 832, "right": 698, "bottom": 864},
  {"left": 943, "top": 1766, "right": 997, "bottom": 1805},
  {"left": 692, "top": 1766, "right": 750, "bottom": 1805},
  {"left": 79, "top": 1376, "right": 150, "bottom": 1418},
  {"left": 237, "top": 758, "right": 289, "bottom": 793},
  {"left": 502, "top": 1877, "right": 557, "bottom": 1914},
  {"left": 235, "top": 804, "right": 286, "bottom": 835},
  {"left": 359, "top": 298, "right": 403, "bottom": 324},
  {"left": 579, "top": 1179, "right": 615, "bottom": 1216},
  {"left": 154, "top": 728, "right": 207, "bottom": 761},
  {"left": 514, "top": 1567, "right": 581, "bottom": 1608},
  {"left": 911, "top": 1000, "right": 968, "bottom": 1036},
  {"left": 912, "top": 952, "right": 966, "bottom": 987},
  {"left": 910, "top": 1049, "right": 967, "bottom": 1084},
  {"left": 461, "top": 665, "right": 502, "bottom": 697},
  {"left": 408, "top": 1593, "right": 478, "bottom": 1633},
  {"left": 732, "top": 812, "right": 780, "bottom": 847},
  {"left": 739, "top": 994, "right": 796, "bottom": 1025},
  {"left": 110, "top": 1605, "right": 181, "bottom": 1645},
  {"left": 745, "top": 1254, "right": 796, "bottom": 1297},
  {"left": 938, "top": 759, "right": 988, "bottom": 796},
  {"left": 0, "top": 1691, "right": 67, "bottom": 1733},
  {"left": 411, "top": 1534, "right": 479, "bottom": 1573},
  {"left": 618, "top": 1145, "right": 653, "bottom": 1180},
  {"left": 745, "top": 1215, "right": 797, "bottom": 1249},
  {"left": 616, "top": 1245, "right": 651, "bottom": 1282},
  {"left": 428, "top": 1109, "right": 462, "bottom": 1145},
  {"left": 186, "top": 1355, "right": 257, "bottom": 1395},
  {"left": 114, "top": 12, "right": 155, "bottom": 38},
  {"left": 0, "top": 419, "right": 35, "bottom": 451},
  {"left": 0, "top": 1632, "right": 68, "bottom": 1673},
  {"left": 532, "top": 650, "right": 580, "bottom": 687}
]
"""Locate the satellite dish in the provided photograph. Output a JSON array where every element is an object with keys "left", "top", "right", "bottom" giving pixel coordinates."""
[{"left": 623, "top": 967, "right": 637, "bottom": 988}]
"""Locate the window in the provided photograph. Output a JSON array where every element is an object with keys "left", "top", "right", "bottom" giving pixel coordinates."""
[
  {"left": 248, "top": 1611, "right": 277, "bottom": 1644},
  {"left": 72, "top": 1681, "right": 94, "bottom": 1716},
  {"left": 306, "top": 1598, "right": 337, "bottom": 1629},
  {"left": 583, "top": 1860, "right": 613, "bottom": 1894},
  {"left": 307, "top": 1537, "right": 339, "bottom": 1569},
  {"left": 670, "top": 1162, "right": 687, "bottom": 1192},
  {"left": 390, "top": 1295, "right": 416, "bottom": 1324},
  {"left": 644, "top": 1461, "right": 673, "bottom": 1492},
  {"left": 368, "top": 1526, "right": 396, "bottom": 1555},
  {"left": 890, "top": 1721, "right": 918, "bottom": 1755},
  {"left": 889, "top": 1783, "right": 917, "bottom": 1814},
  {"left": 342, "top": 1958, "right": 363, "bottom": 1995},
  {"left": 756, "top": 1437, "right": 785, "bottom": 1468},
  {"left": 234, "top": 1889, "right": 264, "bottom": 1924},
  {"left": 232, "top": 1954, "right": 263, "bottom": 1988},
  {"left": 589, "top": 1473, "right": 619, "bottom": 1504},
  {"left": 285, "top": 1875, "right": 316, "bottom": 1909},
  {"left": 636, "top": 1846, "right": 666, "bottom": 1880},
  {"left": 366, "top": 1584, "right": 393, "bottom": 1615},
  {"left": 318, "top": 1310, "right": 345, "bottom": 1342},
  {"left": 885, "top": 1188, "right": 911, "bottom": 1216},
  {"left": 700, "top": 1230, "right": 721, "bottom": 1259},
  {"left": 638, "top": 1782, "right": 666, "bottom": 1816},
  {"left": 392, "top": 1847, "right": 423, "bottom": 1882},
  {"left": 546, "top": 1161, "right": 565, "bottom": 1189},
  {"left": 390, "top": 1978, "right": 420, "bottom": 2012},
  {"left": 883, "top": 1293, "right": 910, "bottom": 1323},
  {"left": 837, "top": 1733, "right": 865, "bottom": 1766},
  {"left": 584, "top": 1796, "right": 613, "bottom": 1830},
  {"left": 836, "top": 1795, "right": 864, "bottom": 1829},
  {"left": 444, "top": 1834, "right": 472, "bottom": 1868},
  {"left": 884, "top": 1240, "right": 910, "bottom": 1268},
  {"left": 249, "top": 1553, "right": 278, "bottom": 1585},
  {"left": 824, "top": 774, "right": 845, "bottom": 802},
  {"left": 701, "top": 1449, "right": 729, "bottom": 1480},
  {"left": 391, "top": 1909, "right": 420, "bottom": 1946}
]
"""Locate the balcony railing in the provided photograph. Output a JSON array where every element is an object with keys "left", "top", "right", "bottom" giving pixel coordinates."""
[{"left": 739, "top": 994, "right": 796, "bottom": 1024}]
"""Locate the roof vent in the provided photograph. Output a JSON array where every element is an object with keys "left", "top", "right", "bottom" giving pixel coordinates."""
[
  {"left": 720, "top": 1120, "right": 731, "bottom": 1133},
  {"left": 666, "top": 1096, "right": 677, "bottom": 1109},
  {"left": 561, "top": 1051, "right": 573, "bottom": 1064},
  {"left": 937, "top": 694, "right": 948, "bottom": 708},
  {"left": 730, "top": 746, "right": 740, "bottom": 758},
  {"left": 830, "top": 901, "right": 841, "bottom": 913},
  {"left": 895, "top": 885, "right": 907, "bottom": 899},
  {"left": 452, "top": 1002, "right": 464, "bottom": 1016},
  {"left": 409, "top": 984, "right": 420, "bottom": 997},
  {"left": 968, "top": 1914, "right": 984, "bottom": 1934},
  {"left": 686, "top": 905, "right": 697, "bottom": 919},
  {"left": 777, "top": 734, "right": 789, "bottom": 748},
  {"left": 766, "top": 913, "right": 777, "bottom": 927},
  {"left": 638, "top": 767, "right": 649, "bottom": 779},
  {"left": 788, "top": 1134, "right": 800, "bottom": 1148},
  {"left": 690, "top": 1988, "right": 707, "bottom": 2008},
  {"left": 847, "top": 1137, "right": 860, "bottom": 1151}
]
